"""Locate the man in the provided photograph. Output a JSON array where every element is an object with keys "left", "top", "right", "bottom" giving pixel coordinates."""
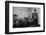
[{"left": 32, "top": 9, "right": 38, "bottom": 26}]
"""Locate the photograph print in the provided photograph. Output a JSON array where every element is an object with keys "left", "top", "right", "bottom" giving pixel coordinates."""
[
  {"left": 13, "top": 7, "right": 40, "bottom": 28},
  {"left": 5, "top": 1, "right": 45, "bottom": 34}
]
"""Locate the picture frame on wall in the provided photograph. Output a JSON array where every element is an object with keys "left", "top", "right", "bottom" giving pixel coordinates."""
[{"left": 5, "top": 1, "right": 45, "bottom": 34}]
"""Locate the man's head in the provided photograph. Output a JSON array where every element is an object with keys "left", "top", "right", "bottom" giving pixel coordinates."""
[{"left": 34, "top": 9, "right": 36, "bottom": 13}]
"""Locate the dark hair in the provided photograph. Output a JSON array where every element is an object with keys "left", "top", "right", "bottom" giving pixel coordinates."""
[{"left": 34, "top": 9, "right": 36, "bottom": 12}]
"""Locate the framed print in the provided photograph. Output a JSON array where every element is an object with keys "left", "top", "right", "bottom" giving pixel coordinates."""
[{"left": 5, "top": 1, "right": 45, "bottom": 34}]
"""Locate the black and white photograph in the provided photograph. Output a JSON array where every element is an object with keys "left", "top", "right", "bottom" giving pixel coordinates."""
[
  {"left": 13, "top": 7, "right": 40, "bottom": 28},
  {"left": 5, "top": 1, "right": 45, "bottom": 34}
]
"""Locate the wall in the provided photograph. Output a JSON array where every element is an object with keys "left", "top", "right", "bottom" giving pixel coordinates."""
[
  {"left": 13, "top": 7, "right": 40, "bottom": 19},
  {"left": 13, "top": 7, "right": 28, "bottom": 18}
]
